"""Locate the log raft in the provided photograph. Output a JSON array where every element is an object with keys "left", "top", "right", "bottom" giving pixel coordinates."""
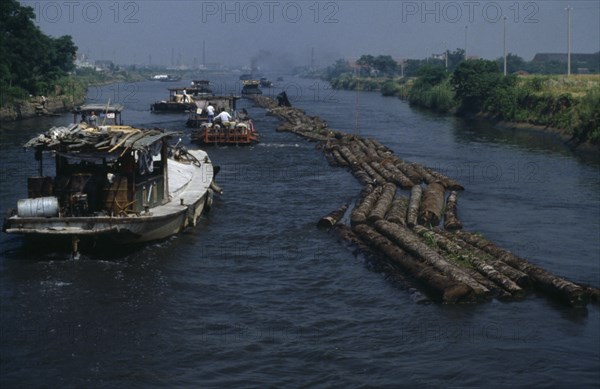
[{"left": 247, "top": 95, "right": 598, "bottom": 306}]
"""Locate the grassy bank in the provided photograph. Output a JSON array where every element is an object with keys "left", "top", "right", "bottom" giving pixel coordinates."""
[{"left": 329, "top": 71, "right": 599, "bottom": 145}]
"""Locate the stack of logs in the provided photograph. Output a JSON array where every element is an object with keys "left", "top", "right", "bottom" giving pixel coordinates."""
[{"left": 248, "top": 95, "right": 599, "bottom": 306}]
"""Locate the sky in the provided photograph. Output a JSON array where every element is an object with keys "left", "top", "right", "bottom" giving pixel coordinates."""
[{"left": 21, "top": 0, "right": 600, "bottom": 69}]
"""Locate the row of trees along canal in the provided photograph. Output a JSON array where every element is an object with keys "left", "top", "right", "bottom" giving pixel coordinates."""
[
  {"left": 0, "top": 0, "right": 143, "bottom": 120},
  {"left": 248, "top": 94, "right": 599, "bottom": 306},
  {"left": 318, "top": 52, "right": 600, "bottom": 146}
]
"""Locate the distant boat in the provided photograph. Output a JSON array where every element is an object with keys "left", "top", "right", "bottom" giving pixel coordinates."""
[
  {"left": 259, "top": 77, "right": 273, "bottom": 88},
  {"left": 239, "top": 74, "right": 252, "bottom": 81},
  {"left": 151, "top": 74, "right": 182, "bottom": 82},
  {"left": 241, "top": 80, "right": 262, "bottom": 96},
  {"left": 151, "top": 81, "right": 215, "bottom": 113}
]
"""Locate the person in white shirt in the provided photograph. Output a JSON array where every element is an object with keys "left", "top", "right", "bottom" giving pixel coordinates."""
[
  {"left": 214, "top": 109, "right": 232, "bottom": 124},
  {"left": 206, "top": 102, "right": 215, "bottom": 123}
]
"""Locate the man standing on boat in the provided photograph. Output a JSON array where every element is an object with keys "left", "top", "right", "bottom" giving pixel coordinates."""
[
  {"left": 206, "top": 102, "right": 215, "bottom": 123},
  {"left": 89, "top": 111, "right": 97, "bottom": 127},
  {"left": 214, "top": 108, "right": 232, "bottom": 125}
]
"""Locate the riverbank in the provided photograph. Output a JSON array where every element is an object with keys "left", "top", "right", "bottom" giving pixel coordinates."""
[
  {"left": 475, "top": 113, "right": 600, "bottom": 160},
  {"left": 0, "top": 70, "right": 147, "bottom": 123},
  {"left": 327, "top": 73, "right": 599, "bottom": 148}
]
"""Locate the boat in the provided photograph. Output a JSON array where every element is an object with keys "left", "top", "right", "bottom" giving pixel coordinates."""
[
  {"left": 151, "top": 74, "right": 182, "bottom": 82},
  {"left": 190, "top": 109, "right": 259, "bottom": 145},
  {"left": 185, "top": 95, "right": 240, "bottom": 128},
  {"left": 150, "top": 81, "right": 214, "bottom": 112},
  {"left": 259, "top": 77, "right": 272, "bottom": 88},
  {"left": 3, "top": 104, "right": 221, "bottom": 257},
  {"left": 241, "top": 80, "right": 262, "bottom": 96}
]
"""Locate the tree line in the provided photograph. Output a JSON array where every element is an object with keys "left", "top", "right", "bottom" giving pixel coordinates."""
[{"left": 0, "top": 0, "right": 77, "bottom": 102}]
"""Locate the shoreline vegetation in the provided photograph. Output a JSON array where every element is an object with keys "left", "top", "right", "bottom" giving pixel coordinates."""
[
  {"left": 319, "top": 54, "right": 599, "bottom": 149},
  {"left": 0, "top": 70, "right": 147, "bottom": 122}
]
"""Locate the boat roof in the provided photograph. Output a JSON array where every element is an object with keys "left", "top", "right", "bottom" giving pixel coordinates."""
[{"left": 23, "top": 123, "right": 178, "bottom": 160}]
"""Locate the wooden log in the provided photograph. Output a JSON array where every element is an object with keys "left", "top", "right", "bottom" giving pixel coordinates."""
[
  {"left": 454, "top": 230, "right": 588, "bottom": 306},
  {"left": 374, "top": 220, "right": 490, "bottom": 297},
  {"left": 413, "top": 226, "right": 524, "bottom": 298},
  {"left": 411, "top": 162, "right": 438, "bottom": 185},
  {"left": 331, "top": 149, "right": 348, "bottom": 167},
  {"left": 425, "top": 167, "right": 464, "bottom": 191},
  {"left": 434, "top": 228, "right": 530, "bottom": 287},
  {"left": 368, "top": 183, "right": 397, "bottom": 223},
  {"left": 406, "top": 185, "right": 423, "bottom": 228},
  {"left": 352, "top": 169, "right": 373, "bottom": 186},
  {"left": 351, "top": 186, "right": 383, "bottom": 225},
  {"left": 317, "top": 204, "right": 349, "bottom": 228},
  {"left": 443, "top": 191, "right": 463, "bottom": 231},
  {"left": 395, "top": 159, "right": 422, "bottom": 183},
  {"left": 360, "top": 162, "right": 386, "bottom": 185},
  {"left": 386, "top": 196, "right": 409, "bottom": 225},
  {"left": 381, "top": 160, "right": 415, "bottom": 188},
  {"left": 370, "top": 162, "right": 395, "bottom": 183},
  {"left": 418, "top": 182, "right": 445, "bottom": 227},
  {"left": 353, "top": 224, "right": 475, "bottom": 303},
  {"left": 339, "top": 146, "right": 359, "bottom": 168}
]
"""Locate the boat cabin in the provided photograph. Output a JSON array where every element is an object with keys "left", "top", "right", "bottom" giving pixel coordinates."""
[
  {"left": 186, "top": 96, "right": 239, "bottom": 128},
  {"left": 73, "top": 104, "right": 124, "bottom": 126}
]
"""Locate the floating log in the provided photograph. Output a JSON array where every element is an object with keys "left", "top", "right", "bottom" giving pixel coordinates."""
[
  {"left": 406, "top": 185, "right": 423, "bottom": 228},
  {"left": 381, "top": 160, "right": 415, "bottom": 188},
  {"left": 454, "top": 230, "right": 588, "bottom": 306},
  {"left": 368, "top": 183, "right": 396, "bottom": 223},
  {"left": 395, "top": 159, "right": 422, "bottom": 183},
  {"left": 411, "top": 163, "right": 437, "bottom": 184},
  {"left": 318, "top": 204, "right": 349, "bottom": 228},
  {"left": 374, "top": 220, "right": 490, "bottom": 298},
  {"left": 360, "top": 162, "right": 386, "bottom": 185},
  {"left": 425, "top": 167, "right": 464, "bottom": 191},
  {"left": 418, "top": 182, "right": 445, "bottom": 227},
  {"left": 339, "top": 146, "right": 359, "bottom": 168},
  {"left": 443, "top": 191, "right": 463, "bottom": 231},
  {"left": 350, "top": 186, "right": 383, "bottom": 225},
  {"left": 434, "top": 228, "right": 530, "bottom": 287},
  {"left": 386, "top": 196, "right": 409, "bottom": 225},
  {"left": 331, "top": 148, "right": 348, "bottom": 167},
  {"left": 353, "top": 224, "right": 475, "bottom": 303},
  {"left": 413, "top": 225, "right": 524, "bottom": 298}
]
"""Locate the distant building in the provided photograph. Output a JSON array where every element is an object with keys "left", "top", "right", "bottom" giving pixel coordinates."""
[
  {"left": 94, "top": 60, "right": 114, "bottom": 71},
  {"left": 532, "top": 53, "right": 597, "bottom": 63}
]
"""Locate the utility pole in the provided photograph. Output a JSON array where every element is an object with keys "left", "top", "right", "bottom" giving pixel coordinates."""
[
  {"left": 464, "top": 26, "right": 468, "bottom": 59},
  {"left": 444, "top": 42, "right": 448, "bottom": 71},
  {"left": 566, "top": 6, "right": 572, "bottom": 76},
  {"left": 503, "top": 16, "right": 507, "bottom": 76}
]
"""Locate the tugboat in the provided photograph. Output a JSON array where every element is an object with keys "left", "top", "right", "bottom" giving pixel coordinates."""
[
  {"left": 190, "top": 108, "right": 259, "bottom": 146},
  {"left": 259, "top": 77, "right": 273, "bottom": 88},
  {"left": 241, "top": 80, "right": 262, "bottom": 96},
  {"left": 150, "top": 80, "right": 214, "bottom": 113},
  {"left": 3, "top": 104, "right": 221, "bottom": 257}
]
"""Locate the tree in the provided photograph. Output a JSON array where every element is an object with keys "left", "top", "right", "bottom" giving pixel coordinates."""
[
  {"left": 451, "top": 59, "right": 502, "bottom": 113},
  {"left": 0, "top": 0, "right": 77, "bottom": 97}
]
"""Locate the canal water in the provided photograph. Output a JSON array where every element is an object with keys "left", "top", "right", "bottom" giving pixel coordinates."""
[{"left": 1, "top": 75, "right": 598, "bottom": 388}]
